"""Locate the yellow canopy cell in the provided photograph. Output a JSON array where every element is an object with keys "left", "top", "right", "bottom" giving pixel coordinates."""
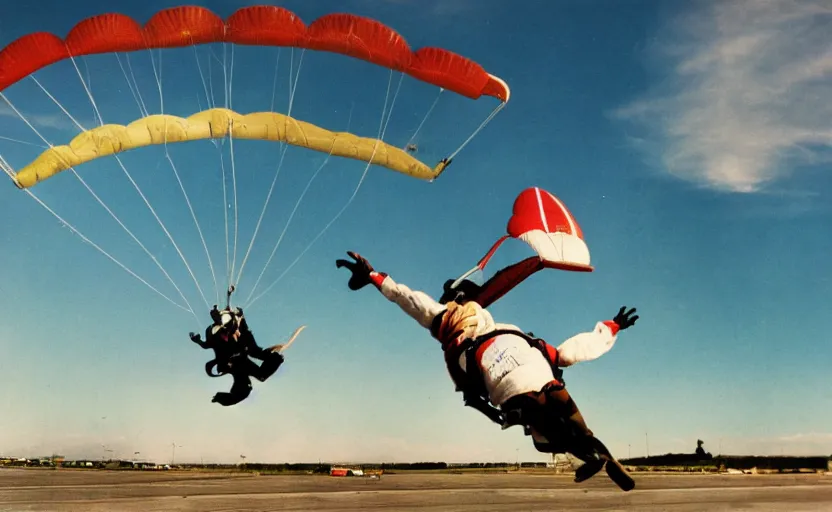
[{"left": 12, "top": 108, "right": 449, "bottom": 189}]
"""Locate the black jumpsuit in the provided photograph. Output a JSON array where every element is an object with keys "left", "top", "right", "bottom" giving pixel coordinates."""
[{"left": 193, "top": 317, "right": 285, "bottom": 406}]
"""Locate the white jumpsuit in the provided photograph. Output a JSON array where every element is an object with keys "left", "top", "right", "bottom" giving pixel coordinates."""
[{"left": 371, "top": 272, "right": 621, "bottom": 406}]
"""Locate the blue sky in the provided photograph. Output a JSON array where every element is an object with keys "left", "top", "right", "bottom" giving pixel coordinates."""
[{"left": 1, "top": 0, "right": 831, "bottom": 464}]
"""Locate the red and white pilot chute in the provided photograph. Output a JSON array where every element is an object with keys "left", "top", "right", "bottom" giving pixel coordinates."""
[{"left": 451, "top": 187, "right": 593, "bottom": 308}]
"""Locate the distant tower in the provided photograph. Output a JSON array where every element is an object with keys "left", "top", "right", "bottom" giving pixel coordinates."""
[{"left": 695, "top": 439, "right": 712, "bottom": 459}]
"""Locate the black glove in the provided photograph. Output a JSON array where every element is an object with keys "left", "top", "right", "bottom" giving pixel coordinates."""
[
  {"left": 335, "top": 251, "right": 375, "bottom": 291},
  {"left": 189, "top": 332, "right": 202, "bottom": 343},
  {"left": 613, "top": 306, "right": 639, "bottom": 331}
]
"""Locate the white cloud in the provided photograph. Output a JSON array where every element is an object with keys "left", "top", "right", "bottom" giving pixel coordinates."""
[{"left": 613, "top": 0, "right": 832, "bottom": 193}]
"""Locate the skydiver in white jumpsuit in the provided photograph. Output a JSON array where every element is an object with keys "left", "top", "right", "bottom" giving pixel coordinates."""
[{"left": 337, "top": 251, "right": 639, "bottom": 490}]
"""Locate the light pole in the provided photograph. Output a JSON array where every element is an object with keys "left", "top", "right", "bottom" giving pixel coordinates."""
[{"left": 171, "top": 443, "right": 182, "bottom": 466}]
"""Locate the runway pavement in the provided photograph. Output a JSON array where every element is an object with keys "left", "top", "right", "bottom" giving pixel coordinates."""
[{"left": 1, "top": 468, "right": 831, "bottom": 511}]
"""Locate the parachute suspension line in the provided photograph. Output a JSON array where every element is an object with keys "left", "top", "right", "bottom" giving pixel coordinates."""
[
  {"left": 245, "top": 155, "right": 375, "bottom": 310},
  {"left": 405, "top": 88, "right": 444, "bottom": 149},
  {"left": 0, "top": 135, "right": 46, "bottom": 149},
  {"left": 233, "top": 140, "right": 289, "bottom": 288},
  {"left": 148, "top": 47, "right": 164, "bottom": 114},
  {"left": 159, "top": 48, "right": 166, "bottom": 113},
  {"left": 0, "top": 154, "right": 15, "bottom": 182},
  {"left": 208, "top": 46, "right": 225, "bottom": 68},
  {"left": 288, "top": 48, "right": 294, "bottom": 97},
  {"left": 115, "top": 53, "right": 149, "bottom": 117},
  {"left": 192, "top": 45, "right": 214, "bottom": 111},
  {"left": 216, "top": 45, "right": 241, "bottom": 294},
  {"left": 0, "top": 101, "right": 48, "bottom": 150},
  {"left": 68, "top": 168, "right": 199, "bottom": 318},
  {"left": 381, "top": 73, "right": 405, "bottom": 136},
  {"left": 245, "top": 71, "right": 399, "bottom": 309},
  {"left": 0, "top": 93, "right": 194, "bottom": 316},
  {"left": 0, "top": 153, "right": 194, "bottom": 319},
  {"left": 82, "top": 56, "right": 92, "bottom": 91},
  {"left": 124, "top": 54, "right": 150, "bottom": 117},
  {"left": 207, "top": 50, "right": 218, "bottom": 114},
  {"left": 288, "top": 48, "right": 295, "bottom": 111},
  {"left": 270, "top": 48, "right": 281, "bottom": 112},
  {"left": 0, "top": 94, "right": 58, "bottom": 151},
  {"left": 7, "top": 88, "right": 199, "bottom": 316},
  {"left": 242, "top": 103, "right": 356, "bottom": 306},
  {"left": 232, "top": 47, "right": 306, "bottom": 288},
  {"left": 222, "top": 44, "right": 229, "bottom": 110},
  {"left": 228, "top": 43, "right": 236, "bottom": 112},
  {"left": 26, "top": 189, "right": 192, "bottom": 316},
  {"left": 0, "top": 91, "right": 50, "bottom": 152},
  {"left": 145, "top": 41, "right": 212, "bottom": 309},
  {"left": 142, "top": 43, "right": 230, "bottom": 305},
  {"left": 242, "top": 152, "right": 331, "bottom": 305},
  {"left": 85, "top": 58, "right": 96, "bottom": 119},
  {"left": 112, "top": 152, "right": 212, "bottom": 310},
  {"left": 445, "top": 101, "right": 506, "bottom": 162},
  {"left": 163, "top": 149, "right": 220, "bottom": 305},
  {"left": 206, "top": 48, "right": 228, "bottom": 285},
  {"left": 68, "top": 56, "right": 104, "bottom": 127},
  {"left": 217, "top": 145, "right": 232, "bottom": 295},
  {"left": 287, "top": 49, "right": 306, "bottom": 116},
  {"left": 227, "top": 126, "right": 241, "bottom": 290},
  {"left": 28, "top": 77, "right": 88, "bottom": 133}
]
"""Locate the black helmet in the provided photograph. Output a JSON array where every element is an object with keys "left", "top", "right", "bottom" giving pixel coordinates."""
[{"left": 439, "top": 278, "right": 482, "bottom": 305}]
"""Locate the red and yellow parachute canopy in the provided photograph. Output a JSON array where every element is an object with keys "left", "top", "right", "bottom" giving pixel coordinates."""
[{"left": 0, "top": 5, "right": 510, "bottom": 189}]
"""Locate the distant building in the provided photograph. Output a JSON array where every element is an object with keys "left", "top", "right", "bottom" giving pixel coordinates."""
[{"left": 330, "top": 467, "right": 363, "bottom": 477}]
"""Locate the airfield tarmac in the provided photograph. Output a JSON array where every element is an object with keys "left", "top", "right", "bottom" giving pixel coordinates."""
[{"left": 1, "top": 468, "right": 831, "bottom": 511}]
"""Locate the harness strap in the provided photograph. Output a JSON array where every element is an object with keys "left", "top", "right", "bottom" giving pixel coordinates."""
[{"left": 461, "top": 329, "right": 565, "bottom": 391}]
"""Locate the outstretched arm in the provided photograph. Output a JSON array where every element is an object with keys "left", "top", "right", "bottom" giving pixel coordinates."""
[
  {"left": 555, "top": 321, "right": 620, "bottom": 367},
  {"left": 556, "top": 306, "right": 638, "bottom": 367},
  {"left": 189, "top": 332, "right": 211, "bottom": 349},
  {"left": 370, "top": 272, "right": 446, "bottom": 329},
  {"left": 337, "top": 251, "right": 446, "bottom": 330}
]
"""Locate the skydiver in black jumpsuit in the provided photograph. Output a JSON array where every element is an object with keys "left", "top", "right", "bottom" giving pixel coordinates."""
[{"left": 189, "top": 306, "right": 285, "bottom": 406}]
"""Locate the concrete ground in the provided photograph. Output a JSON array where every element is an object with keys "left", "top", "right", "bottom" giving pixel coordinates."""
[{"left": 1, "top": 468, "right": 831, "bottom": 511}]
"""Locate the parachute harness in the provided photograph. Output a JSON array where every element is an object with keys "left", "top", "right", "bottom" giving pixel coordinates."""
[{"left": 457, "top": 329, "right": 565, "bottom": 392}]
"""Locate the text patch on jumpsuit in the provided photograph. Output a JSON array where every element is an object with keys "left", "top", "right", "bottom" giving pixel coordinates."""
[{"left": 478, "top": 333, "right": 555, "bottom": 406}]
